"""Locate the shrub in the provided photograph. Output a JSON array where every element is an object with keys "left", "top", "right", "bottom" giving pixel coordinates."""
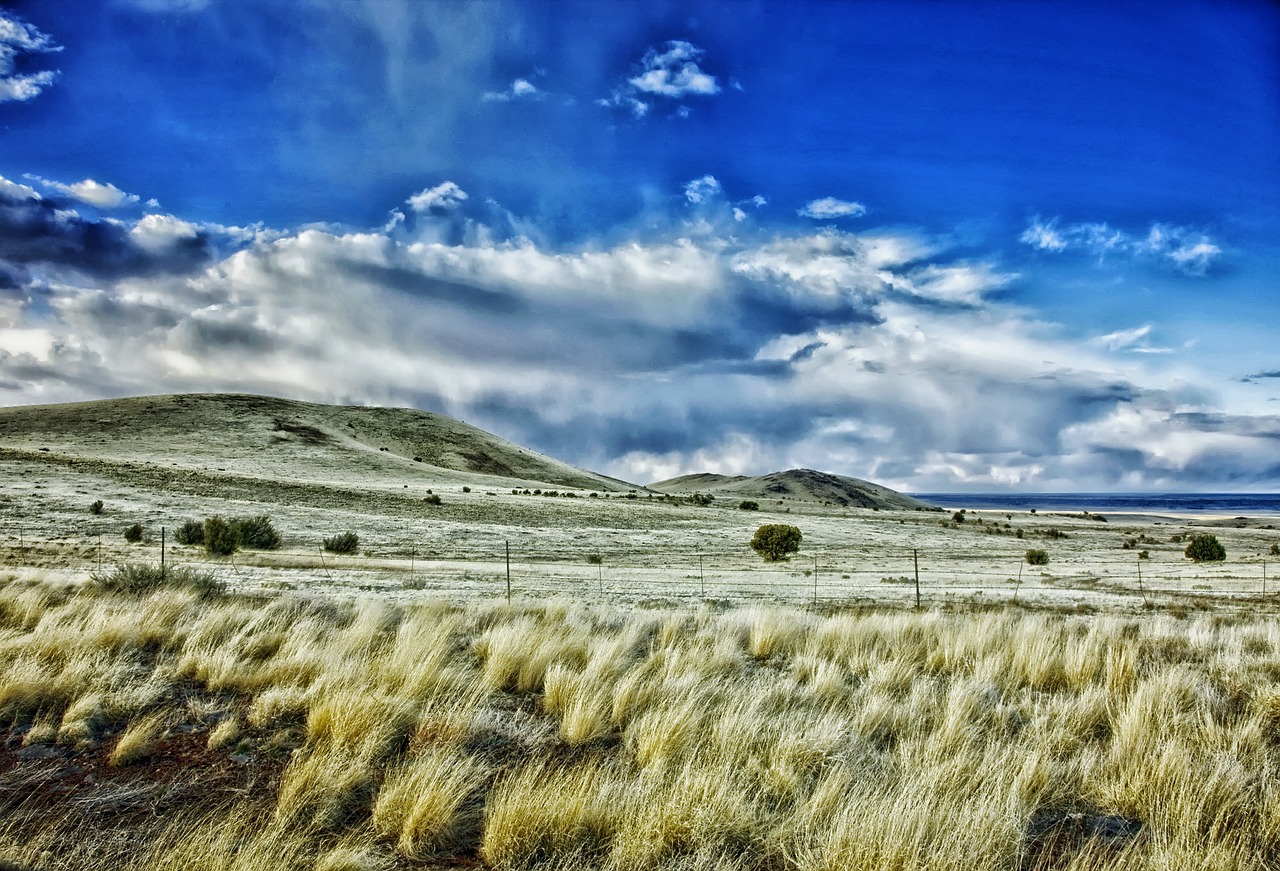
[
  {"left": 952, "top": 510, "right": 966, "bottom": 523},
  {"left": 123, "top": 523, "right": 143, "bottom": 543},
  {"left": 750, "top": 524, "right": 802, "bottom": 561},
  {"left": 88, "top": 563, "right": 223, "bottom": 597},
  {"left": 233, "top": 515, "right": 281, "bottom": 550},
  {"left": 424, "top": 494, "right": 443, "bottom": 506},
  {"left": 1139, "top": 550, "right": 1150, "bottom": 560},
  {"left": 739, "top": 500, "right": 759, "bottom": 511},
  {"left": 323, "top": 532, "right": 359, "bottom": 554},
  {"left": 586, "top": 553, "right": 603, "bottom": 565},
  {"left": 1184, "top": 533, "right": 1226, "bottom": 563},
  {"left": 203, "top": 515, "right": 239, "bottom": 556},
  {"left": 89, "top": 499, "right": 104, "bottom": 515},
  {"left": 462, "top": 486, "right": 471, "bottom": 493},
  {"left": 174, "top": 520, "right": 205, "bottom": 546},
  {"left": 1025, "top": 549, "right": 1049, "bottom": 566},
  {"left": 1270, "top": 543, "right": 1279, "bottom": 557}
]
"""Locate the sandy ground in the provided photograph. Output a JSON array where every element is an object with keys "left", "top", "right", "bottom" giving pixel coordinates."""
[{"left": 3, "top": 446, "right": 1278, "bottom": 617}]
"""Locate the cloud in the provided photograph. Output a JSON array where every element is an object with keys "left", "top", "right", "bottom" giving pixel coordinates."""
[
  {"left": 1240, "top": 370, "right": 1280, "bottom": 384},
  {"left": 1, "top": 175, "right": 1274, "bottom": 490},
  {"left": 0, "top": 9, "right": 60, "bottom": 102},
  {"left": 406, "top": 181, "right": 468, "bottom": 213},
  {"left": 483, "top": 77, "right": 544, "bottom": 102},
  {"left": 1090, "top": 324, "right": 1172, "bottom": 355},
  {"left": 683, "top": 175, "right": 722, "bottom": 205},
  {"left": 600, "top": 39, "right": 721, "bottom": 119},
  {"left": 799, "top": 197, "right": 867, "bottom": 220},
  {"left": 1020, "top": 216, "right": 1223, "bottom": 275},
  {"left": 629, "top": 40, "right": 720, "bottom": 98},
  {"left": 115, "top": 0, "right": 211, "bottom": 11},
  {"left": 25, "top": 175, "right": 143, "bottom": 209}
]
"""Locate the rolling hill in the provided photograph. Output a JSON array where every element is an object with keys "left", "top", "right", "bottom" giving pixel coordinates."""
[{"left": 650, "top": 468, "right": 933, "bottom": 510}]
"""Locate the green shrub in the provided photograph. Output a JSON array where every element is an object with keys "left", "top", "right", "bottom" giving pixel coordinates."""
[
  {"left": 88, "top": 563, "right": 223, "bottom": 597},
  {"left": 1025, "top": 548, "right": 1049, "bottom": 566},
  {"left": 123, "top": 523, "right": 143, "bottom": 543},
  {"left": 1184, "top": 533, "right": 1226, "bottom": 563},
  {"left": 952, "top": 510, "right": 966, "bottom": 523},
  {"left": 323, "top": 532, "right": 359, "bottom": 554},
  {"left": 232, "top": 515, "right": 281, "bottom": 550},
  {"left": 203, "top": 515, "right": 239, "bottom": 556},
  {"left": 174, "top": 520, "right": 205, "bottom": 546},
  {"left": 750, "top": 524, "right": 802, "bottom": 561},
  {"left": 424, "top": 494, "right": 443, "bottom": 506},
  {"left": 89, "top": 500, "right": 104, "bottom": 515},
  {"left": 739, "top": 500, "right": 759, "bottom": 511},
  {"left": 462, "top": 486, "right": 471, "bottom": 493},
  {"left": 586, "top": 553, "right": 603, "bottom": 565},
  {"left": 1270, "top": 543, "right": 1279, "bottom": 557}
]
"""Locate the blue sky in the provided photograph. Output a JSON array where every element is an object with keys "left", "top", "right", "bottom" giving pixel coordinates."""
[{"left": 1, "top": 0, "right": 1277, "bottom": 490}]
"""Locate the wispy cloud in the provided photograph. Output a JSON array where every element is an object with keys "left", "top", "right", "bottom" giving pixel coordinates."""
[
  {"left": 799, "top": 197, "right": 867, "bottom": 220},
  {"left": 683, "top": 175, "right": 722, "bottom": 204},
  {"left": 483, "top": 77, "right": 544, "bottom": 102},
  {"left": 1020, "top": 216, "right": 1223, "bottom": 275},
  {"left": 0, "top": 9, "right": 60, "bottom": 102},
  {"left": 1090, "top": 324, "right": 1173, "bottom": 354},
  {"left": 407, "top": 181, "right": 468, "bottom": 213}
]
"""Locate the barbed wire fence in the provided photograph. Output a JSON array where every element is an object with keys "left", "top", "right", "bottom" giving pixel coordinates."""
[{"left": 2, "top": 524, "right": 1274, "bottom": 612}]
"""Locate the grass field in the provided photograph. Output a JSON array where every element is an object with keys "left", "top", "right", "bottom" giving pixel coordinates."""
[{"left": 2, "top": 571, "right": 1279, "bottom": 870}]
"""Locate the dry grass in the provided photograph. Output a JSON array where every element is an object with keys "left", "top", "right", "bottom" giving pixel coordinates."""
[{"left": 2, "top": 574, "right": 1279, "bottom": 870}]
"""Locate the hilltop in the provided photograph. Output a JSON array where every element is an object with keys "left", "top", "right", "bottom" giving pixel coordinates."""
[
  {"left": 0, "top": 393, "right": 633, "bottom": 493},
  {"left": 650, "top": 468, "right": 933, "bottom": 511}
]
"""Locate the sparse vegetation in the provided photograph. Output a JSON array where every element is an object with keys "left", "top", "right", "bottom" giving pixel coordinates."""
[
  {"left": 424, "top": 494, "right": 443, "bottom": 506},
  {"left": 1185, "top": 533, "right": 1226, "bottom": 562},
  {"left": 89, "top": 499, "right": 104, "bottom": 515},
  {"left": 739, "top": 499, "right": 759, "bottom": 511},
  {"left": 323, "top": 531, "right": 360, "bottom": 554},
  {"left": 1025, "top": 548, "right": 1049, "bottom": 565},
  {"left": 87, "top": 562, "right": 223, "bottom": 597},
  {"left": 123, "top": 522, "right": 143, "bottom": 543},
  {"left": 750, "top": 523, "right": 802, "bottom": 561}
]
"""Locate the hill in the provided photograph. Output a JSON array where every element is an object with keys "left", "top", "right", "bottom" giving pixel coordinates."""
[
  {"left": 0, "top": 393, "right": 633, "bottom": 493},
  {"left": 650, "top": 468, "right": 933, "bottom": 510}
]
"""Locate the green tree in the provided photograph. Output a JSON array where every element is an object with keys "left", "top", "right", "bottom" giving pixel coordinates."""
[
  {"left": 203, "top": 515, "right": 239, "bottom": 556},
  {"left": 750, "top": 524, "right": 802, "bottom": 561},
  {"left": 1184, "top": 533, "right": 1226, "bottom": 563}
]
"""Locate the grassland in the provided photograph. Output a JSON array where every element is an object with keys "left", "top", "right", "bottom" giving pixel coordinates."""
[{"left": 2, "top": 571, "right": 1279, "bottom": 870}]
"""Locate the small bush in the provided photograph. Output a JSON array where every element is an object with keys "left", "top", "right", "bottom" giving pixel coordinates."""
[
  {"left": 233, "top": 515, "right": 281, "bottom": 550},
  {"left": 323, "top": 532, "right": 359, "bottom": 554},
  {"left": 750, "top": 524, "right": 802, "bottom": 561},
  {"left": 88, "top": 563, "right": 223, "bottom": 597},
  {"left": 123, "top": 523, "right": 143, "bottom": 543},
  {"left": 424, "top": 494, "right": 443, "bottom": 506},
  {"left": 174, "top": 520, "right": 205, "bottom": 546},
  {"left": 1270, "top": 543, "right": 1279, "bottom": 557},
  {"left": 952, "top": 510, "right": 966, "bottom": 523},
  {"left": 1184, "top": 533, "right": 1226, "bottom": 563},
  {"left": 462, "top": 486, "right": 471, "bottom": 493},
  {"left": 1139, "top": 549, "right": 1150, "bottom": 559},
  {"left": 203, "top": 515, "right": 239, "bottom": 556},
  {"left": 1025, "top": 549, "right": 1049, "bottom": 566},
  {"left": 586, "top": 553, "right": 603, "bottom": 565},
  {"left": 89, "top": 499, "right": 104, "bottom": 515},
  {"left": 739, "top": 500, "right": 759, "bottom": 511}
]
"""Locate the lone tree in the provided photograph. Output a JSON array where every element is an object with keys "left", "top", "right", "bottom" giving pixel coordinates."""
[
  {"left": 1184, "top": 533, "right": 1226, "bottom": 563},
  {"left": 750, "top": 524, "right": 802, "bottom": 561}
]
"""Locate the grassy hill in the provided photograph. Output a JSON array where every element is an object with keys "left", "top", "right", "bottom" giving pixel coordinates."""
[
  {"left": 650, "top": 468, "right": 933, "bottom": 510},
  {"left": 0, "top": 393, "right": 634, "bottom": 493}
]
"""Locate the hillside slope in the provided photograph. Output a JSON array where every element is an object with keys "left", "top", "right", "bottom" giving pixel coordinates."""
[
  {"left": 650, "top": 468, "right": 933, "bottom": 510},
  {"left": 0, "top": 393, "right": 634, "bottom": 492}
]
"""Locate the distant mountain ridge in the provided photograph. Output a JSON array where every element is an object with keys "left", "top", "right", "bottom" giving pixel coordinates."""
[
  {"left": 650, "top": 468, "right": 933, "bottom": 511},
  {"left": 0, "top": 393, "right": 634, "bottom": 492}
]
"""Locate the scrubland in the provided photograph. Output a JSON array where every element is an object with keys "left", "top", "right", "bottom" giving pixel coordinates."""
[{"left": 2, "top": 572, "right": 1279, "bottom": 870}]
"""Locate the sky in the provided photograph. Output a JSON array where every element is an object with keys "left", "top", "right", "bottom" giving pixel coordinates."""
[{"left": 1, "top": 0, "right": 1278, "bottom": 492}]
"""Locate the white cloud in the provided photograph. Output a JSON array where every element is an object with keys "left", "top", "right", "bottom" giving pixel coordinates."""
[
  {"left": 483, "top": 77, "right": 544, "bottom": 102},
  {"left": 0, "top": 173, "right": 40, "bottom": 201},
  {"left": 130, "top": 213, "right": 200, "bottom": 251},
  {"left": 799, "top": 197, "right": 867, "bottom": 220},
  {"left": 24, "top": 174, "right": 143, "bottom": 209},
  {"left": 628, "top": 40, "right": 720, "bottom": 98},
  {"left": 407, "top": 181, "right": 468, "bottom": 212},
  {"left": 0, "top": 10, "right": 60, "bottom": 102},
  {"left": 1021, "top": 216, "right": 1223, "bottom": 275},
  {"left": 683, "top": 175, "right": 722, "bottom": 204}
]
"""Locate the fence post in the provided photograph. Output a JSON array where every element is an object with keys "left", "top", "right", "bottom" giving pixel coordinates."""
[
  {"left": 699, "top": 553, "right": 704, "bottom": 598},
  {"left": 913, "top": 549, "right": 920, "bottom": 610},
  {"left": 97, "top": 533, "right": 102, "bottom": 573},
  {"left": 505, "top": 540, "right": 511, "bottom": 605},
  {"left": 161, "top": 526, "right": 166, "bottom": 579},
  {"left": 1264, "top": 560, "right": 1267, "bottom": 597},
  {"left": 1136, "top": 555, "right": 1145, "bottom": 604},
  {"left": 813, "top": 555, "right": 818, "bottom": 605}
]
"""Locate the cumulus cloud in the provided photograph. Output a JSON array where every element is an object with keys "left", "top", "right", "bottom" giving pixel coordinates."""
[
  {"left": 25, "top": 175, "right": 143, "bottom": 209},
  {"left": 799, "top": 197, "right": 867, "bottom": 220},
  {"left": 600, "top": 39, "right": 721, "bottom": 119},
  {"left": 407, "top": 181, "right": 468, "bottom": 213},
  {"left": 0, "top": 175, "right": 1272, "bottom": 490},
  {"left": 483, "top": 77, "right": 543, "bottom": 102},
  {"left": 1020, "top": 216, "right": 1223, "bottom": 275},
  {"left": 0, "top": 9, "right": 60, "bottom": 102}
]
